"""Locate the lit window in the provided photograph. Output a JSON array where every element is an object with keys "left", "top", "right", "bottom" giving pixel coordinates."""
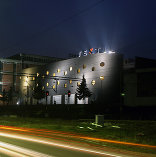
[
  {"left": 33, "top": 87, "right": 34, "bottom": 90},
  {"left": 33, "top": 77, "right": 35, "bottom": 80},
  {"left": 83, "top": 64, "right": 86, "bottom": 69},
  {"left": 53, "top": 73, "right": 56, "bottom": 76},
  {"left": 46, "top": 71, "right": 49, "bottom": 75},
  {"left": 57, "top": 80, "right": 60, "bottom": 85},
  {"left": 69, "top": 66, "right": 72, "bottom": 71},
  {"left": 77, "top": 68, "right": 80, "bottom": 73},
  {"left": 91, "top": 80, "right": 96, "bottom": 85},
  {"left": 26, "top": 76, "right": 28, "bottom": 82},
  {"left": 100, "top": 62, "right": 105, "bottom": 67},
  {"left": 64, "top": 71, "right": 67, "bottom": 75},
  {"left": 36, "top": 83, "right": 38, "bottom": 87},
  {"left": 92, "top": 67, "right": 95, "bottom": 71},
  {"left": 19, "top": 76, "right": 21, "bottom": 80},
  {"left": 42, "top": 86, "right": 44, "bottom": 90},
  {"left": 46, "top": 82, "right": 49, "bottom": 87},
  {"left": 69, "top": 80, "right": 72, "bottom": 84},
  {"left": 53, "top": 85, "right": 55, "bottom": 89},
  {"left": 64, "top": 84, "right": 67, "bottom": 88},
  {"left": 57, "top": 69, "right": 60, "bottom": 73},
  {"left": 100, "top": 76, "right": 104, "bottom": 80},
  {"left": 37, "top": 73, "right": 39, "bottom": 77},
  {"left": 42, "top": 75, "right": 45, "bottom": 79},
  {"left": 77, "top": 82, "right": 80, "bottom": 86}
]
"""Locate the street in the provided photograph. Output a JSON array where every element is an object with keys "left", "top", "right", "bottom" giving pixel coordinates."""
[
  {"left": 0, "top": 132, "right": 126, "bottom": 157},
  {"left": 0, "top": 126, "right": 154, "bottom": 157}
]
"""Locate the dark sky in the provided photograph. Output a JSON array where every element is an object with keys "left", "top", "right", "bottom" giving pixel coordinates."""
[{"left": 0, "top": 0, "right": 156, "bottom": 59}]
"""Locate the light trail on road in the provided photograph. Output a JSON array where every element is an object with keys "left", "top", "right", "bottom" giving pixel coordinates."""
[
  {"left": 0, "top": 125, "right": 156, "bottom": 149},
  {"left": 0, "top": 141, "right": 54, "bottom": 157},
  {"left": 0, "top": 132, "right": 126, "bottom": 157}
]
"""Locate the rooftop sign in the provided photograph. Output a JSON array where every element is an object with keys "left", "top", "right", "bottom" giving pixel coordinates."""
[{"left": 79, "top": 48, "right": 115, "bottom": 57}]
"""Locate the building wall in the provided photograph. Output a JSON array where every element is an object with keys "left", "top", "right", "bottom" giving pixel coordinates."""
[
  {"left": 20, "top": 53, "right": 123, "bottom": 105},
  {"left": 2, "top": 62, "right": 13, "bottom": 92},
  {"left": 124, "top": 71, "right": 137, "bottom": 106},
  {"left": 124, "top": 68, "right": 156, "bottom": 106},
  {"left": 0, "top": 55, "right": 61, "bottom": 104}
]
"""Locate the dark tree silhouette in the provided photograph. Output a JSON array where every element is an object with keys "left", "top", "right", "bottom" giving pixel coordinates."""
[
  {"left": 32, "top": 79, "right": 45, "bottom": 104},
  {"left": 2, "top": 89, "right": 7, "bottom": 104},
  {"left": 8, "top": 87, "right": 13, "bottom": 104},
  {"left": 76, "top": 75, "right": 92, "bottom": 100}
]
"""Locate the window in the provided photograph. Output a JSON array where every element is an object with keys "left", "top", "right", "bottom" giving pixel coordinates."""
[
  {"left": 77, "top": 82, "right": 80, "bottom": 86},
  {"left": 57, "top": 80, "right": 60, "bottom": 85},
  {"left": 92, "top": 67, "right": 95, "bottom": 71},
  {"left": 91, "top": 80, "right": 96, "bottom": 85},
  {"left": 57, "top": 69, "right": 60, "bottom": 73},
  {"left": 69, "top": 66, "right": 72, "bottom": 71},
  {"left": 42, "top": 75, "right": 45, "bottom": 79},
  {"left": 53, "top": 85, "right": 55, "bottom": 89},
  {"left": 77, "top": 68, "right": 80, "bottom": 73},
  {"left": 46, "top": 71, "right": 49, "bottom": 75},
  {"left": 100, "top": 76, "right": 104, "bottom": 80},
  {"left": 46, "top": 82, "right": 49, "bottom": 87},
  {"left": 33, "top": 77, "right": 35, "bottom": 80},
  {"left": 137, "top": 72, "right": 156, "bottom": 97},
  {"left": 36, "top": 83, "right": 38, "bottom": 87},
  {"left": 20, "top": 76, "right": 21, "bottom": 80},
  {"left": 83, "top": 64, "right": 86, "bottom": 69},
  {"left": 42, "top": 86, "right": 44, "bottom": 90},
  {"left": 26, "top": 76, "right": 28, "bottom": 81},
  {"left": 69, "top": 80, "right": 72, "bottom": 84},
  {"left": 37, "top": 73, "right": 39, "bottom": 77},
  {"left": 100, "top": 62, "right": 105, "bottom": 67},
  {"left": 64, "top": 71, "right": 67, "bottom": 75},
  {"left": 64, "top": 84, "right": 67, "bottom": 88},
  {"left": 53, "top": 73, "right": 55, "bottom": 76}
]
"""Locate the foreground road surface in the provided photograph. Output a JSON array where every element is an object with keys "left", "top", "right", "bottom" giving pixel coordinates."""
[
  {"left": 0, "top": 126, "right": 155, "bottom": 157},
  {"left": 0, "top": 132, "right": 131, "bottom": 157}
]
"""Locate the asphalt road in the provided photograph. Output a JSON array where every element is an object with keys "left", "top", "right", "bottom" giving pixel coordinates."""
[
  {"left": 0, "top": 126, "right": 153, "bottom": 157},
  {"left": 0, "top": 136, "right": 98, "bottom": 157},
  {"left": 0, "top": 132, "right": 125, "bottom": 157}
]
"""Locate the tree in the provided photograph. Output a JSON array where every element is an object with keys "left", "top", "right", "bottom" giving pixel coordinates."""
[
  {"left": 8, "top": 87, "right": 13, "bottom": 104},
  {"left": 32, "top": 79, "right": 45, "bottom": 104},
  {"left": 76, "top": 75, "right": 92, "bottom": 100},
  {"left": 2, "top": 89, "right": 7, "bottom": 104}
]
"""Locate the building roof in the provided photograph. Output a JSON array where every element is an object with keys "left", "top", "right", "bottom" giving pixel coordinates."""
[
  {"left": 135, "top": 57, "right": 156, "bottom": 69},
  {"left": 7, "top": 53, "right": 64, "bottom": 63}
]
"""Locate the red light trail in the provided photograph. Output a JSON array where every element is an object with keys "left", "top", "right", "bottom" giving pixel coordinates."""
[{"left": 0, "top": 125, "right": 155, "bottom": 149}]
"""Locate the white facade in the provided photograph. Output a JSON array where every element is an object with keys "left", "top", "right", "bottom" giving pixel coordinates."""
[{"left": 20, "top": 53, "right": 123, "bottom": 105}]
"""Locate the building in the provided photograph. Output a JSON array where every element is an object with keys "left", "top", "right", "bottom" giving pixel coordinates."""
[
  {"left": 123, "top": 57, "right": 156, "bottom": 106},
  {"left": 0, "top": 53, "right": 63, "bottom": 104},
  {"left": 3, "top": 52, "right": 156, "bottom": 107},
  {"left": 20, "top": 53, "right": 123, "bottom": 105}
]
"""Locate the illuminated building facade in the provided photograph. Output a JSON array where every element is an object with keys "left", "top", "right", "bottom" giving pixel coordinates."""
[
  {"left": 20, "top": 53, "right": 123, "bottom": 105},
  {"left": 0, "top": 53, "right": 63, "bottom": 104}
]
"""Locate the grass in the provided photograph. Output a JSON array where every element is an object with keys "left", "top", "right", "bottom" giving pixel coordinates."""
[{"left": 0, "top": 116, "right": 156, "bottom": 154}]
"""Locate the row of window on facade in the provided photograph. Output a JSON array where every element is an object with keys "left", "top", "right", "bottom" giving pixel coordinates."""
[
  {"left": 34, "top": 76, "right": 104, "bottom": 90},
  {"left": 36, "top": 62, "right": 105, "bottom": 78},
  {"left": 22, "top": 61, "right": 105, "bottom": 89}
]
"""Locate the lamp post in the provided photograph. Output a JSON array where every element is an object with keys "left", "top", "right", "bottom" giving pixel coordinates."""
[{"left": 25, "top": 76, "right": 29, "bottom": 104}]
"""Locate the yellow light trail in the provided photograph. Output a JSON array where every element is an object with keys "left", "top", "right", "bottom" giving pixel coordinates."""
[
  {"left": 0, "top": 125, "right": 156, "bottom": 149},
  {"left": 0, "top": 132, "right": 123, "bottom": 157},
  {"left": 0, "top": 146, "right": 29, "bottom": 157},
  {"left": 0, "top": 141, "right": 53, "bottom": 157}
]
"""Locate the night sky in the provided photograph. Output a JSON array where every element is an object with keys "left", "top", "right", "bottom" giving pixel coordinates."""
[{"left": 0, "top": 0, "right": 156, "bottom": 59}]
